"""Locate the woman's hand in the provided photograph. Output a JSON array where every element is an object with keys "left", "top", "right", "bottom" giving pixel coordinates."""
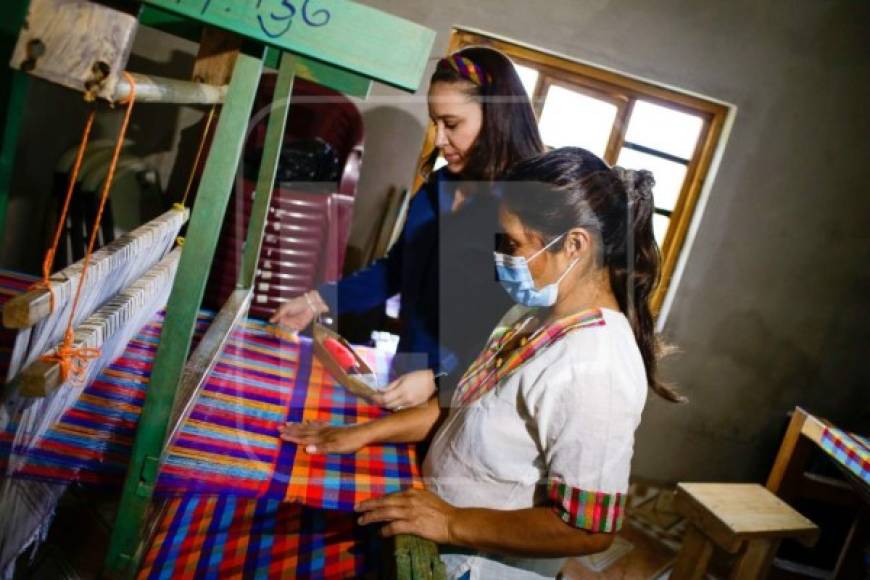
[
  {"left": 268, "top": 291, "right": 328, "bottom": 332},
  {"left": 278, "top": 420, "right": 371, "bottom": 454},
  {"left": 356, "top": 489, "right": 457, "bottom": 544},
  {"left": 375, "top": 370, "right": 437, "bottom": 411}
]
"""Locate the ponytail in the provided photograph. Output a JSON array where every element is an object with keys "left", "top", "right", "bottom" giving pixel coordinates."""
[
  {"left": 612, "top": 168, "right": 686, "bottom": 403},
  {"left": 502, "top": 148, "right": 685, "bottom": 403}
]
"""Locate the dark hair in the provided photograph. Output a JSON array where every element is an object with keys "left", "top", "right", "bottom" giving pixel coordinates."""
[
  {"left": 502, "top": 147, "right": 684, "bottom": 403},
  {"left": 427, "top": 46, "right": 544, "bottom": 181}
]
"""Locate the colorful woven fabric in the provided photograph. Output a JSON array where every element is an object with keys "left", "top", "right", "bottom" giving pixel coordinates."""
[
  {"left": 0, "top": 311, "right": 214, "bottom": 483},
  {"left": 455, "top": 308, "right": 606, "bottom": 404},
  {"left": 138, "top": 495, "right": 382, "bottom": 579},
  {"left": 547, "top": 478, "right": 626, "bottom": 533},
  {"left": 437, "top": 54, "right": 492, "bottom": 87},
  {"left": 820, "top": 425, "right": 870, "bottom": 488},
  {"left": 2, "top": 294, "right": 421, "bottom": 510},
  {"left": 156, "top": 323, "right": 422, "bottom": 510}
]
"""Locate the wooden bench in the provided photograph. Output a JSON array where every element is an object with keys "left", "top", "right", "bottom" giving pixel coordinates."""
[{"left": 671, "top": 483, "right": 819, "bottom": 580}]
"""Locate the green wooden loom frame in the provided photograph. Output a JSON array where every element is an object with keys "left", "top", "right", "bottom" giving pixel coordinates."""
[{"left": 1, "top": 1, "right": 443, "bottom": 578}]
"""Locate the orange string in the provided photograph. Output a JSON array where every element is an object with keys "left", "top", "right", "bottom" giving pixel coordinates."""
[
  {"left": 40, "top": 328, "right": 101, "bottom": 383},
  {"left": 43, "top": 72, "right": 138, "bottom": 383},
  {"left": 33, "top": 110, "right": 97, "bottom": 312},
  {"left": 180, "top": 104, "right": 217, "bottom": 207}
]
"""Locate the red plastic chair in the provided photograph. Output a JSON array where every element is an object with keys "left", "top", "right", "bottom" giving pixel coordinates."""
[{"left": 204, "top": 76, "right": 364, "bottom": 320}]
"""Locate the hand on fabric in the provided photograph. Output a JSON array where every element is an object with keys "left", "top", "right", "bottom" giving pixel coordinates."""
[
  {"left": 355, "top": 488, "right": 457, "bottom": 543},
  {"left": 375, "top": 370, "right": 437, "bottom": 411},
  {"left": 268, "top": 291, "right": 328, "bottom": 331},
  {"left": 278, "top": 420, "right": 371, "bottom": 454}
]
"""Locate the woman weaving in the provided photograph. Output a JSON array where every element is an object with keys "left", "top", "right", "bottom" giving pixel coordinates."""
[
  {"left": 271, "top": 47, "right": 543, "bottom": 409},
  {"left": 283, "top": 148, "right": 685, "bottom": 578}
]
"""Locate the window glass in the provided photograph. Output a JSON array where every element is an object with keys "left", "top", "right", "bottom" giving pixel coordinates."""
[
  {"left": 538, "top": 85, "right": 617, "bottom": 157},
  {"left": 513, "top": 63, "right": 539, "bottom": 99},
  {"left": 617, "top": 147, "right": 688, "bottom": 212},
  {"left": 624, "top": 100, "right": 702, "bottom": 159},
  {"left": 653, "top": 214, "right": 670, "bottom": 247}
]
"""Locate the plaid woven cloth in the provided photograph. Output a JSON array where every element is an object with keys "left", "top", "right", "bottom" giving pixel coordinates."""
[
  {"left": 456, "top": 308, "right": 605, "bottom": 405},
  {"left": 820, "top": 424, "right": 870, "bottom": 488},
  {"left": 1, "top": 281, "right": 421, "bottom": 510},
  {"left": 156, "top": 322, "right": 421, "bottom": 510},
  {"left": 138, "top": 495, "right": 383, "bottom": 579},
  {"left": 0, "top": 311, "right": 213, "bottom": 483}
]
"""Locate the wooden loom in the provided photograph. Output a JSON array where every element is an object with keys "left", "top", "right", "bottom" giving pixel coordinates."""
[{"left": 0, "top": 0, "right": 440, "bottom": 578}]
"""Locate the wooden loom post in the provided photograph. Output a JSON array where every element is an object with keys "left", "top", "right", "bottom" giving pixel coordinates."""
[
  {"left": 104, "top": 41, "right": 264, "bottom": 577},
  {"left": 163, "top": 48, "right": 296, "bottom": 467}
]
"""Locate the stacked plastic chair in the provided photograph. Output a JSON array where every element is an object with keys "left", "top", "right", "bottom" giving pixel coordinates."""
[{"left": 205, "top": 76, "right": 364, "bottom": 319}]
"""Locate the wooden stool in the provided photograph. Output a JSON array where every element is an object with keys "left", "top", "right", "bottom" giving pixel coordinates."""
[{"left": 671, "top": 483, "right": 819, "bottom": 580}]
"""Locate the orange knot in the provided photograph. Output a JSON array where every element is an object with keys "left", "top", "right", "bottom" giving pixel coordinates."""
[{"left": 42, "top": 341, "right": 101, "bottom": 384}]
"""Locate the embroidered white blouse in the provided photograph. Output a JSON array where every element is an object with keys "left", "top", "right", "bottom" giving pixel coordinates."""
[{"left": 422, "top": 306, "right": 648, "bottom": 579}]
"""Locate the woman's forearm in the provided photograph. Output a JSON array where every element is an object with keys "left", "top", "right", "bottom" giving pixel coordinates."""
[
  {"left": 449, "top": 506, "right": 614, "bottom": 558},
  {"left": 362, "top": 397, "right": 442, "bottom": 444}
]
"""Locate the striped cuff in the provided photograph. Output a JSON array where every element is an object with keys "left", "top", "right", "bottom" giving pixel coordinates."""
[{"left": 547, "top": 478, "right": 626, "bottom": 533}]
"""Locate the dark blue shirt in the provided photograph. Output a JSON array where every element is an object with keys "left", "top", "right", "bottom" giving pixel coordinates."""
[{"left": 319, "top": 169, "right": 511, "bottom": 386}]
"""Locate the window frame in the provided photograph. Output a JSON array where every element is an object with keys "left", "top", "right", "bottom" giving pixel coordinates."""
[{"left": 425, "top": 27, "right": 729, "bottom": 314}]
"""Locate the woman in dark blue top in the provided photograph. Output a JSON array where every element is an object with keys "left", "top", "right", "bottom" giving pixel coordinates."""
[{"left": 271, "top": 47, "right": 543, "bottom": 409}]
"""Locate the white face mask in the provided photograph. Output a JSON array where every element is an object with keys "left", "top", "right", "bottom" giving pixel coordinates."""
[{"left": 494, "top": 233, "right": 579, "bottom": 307}]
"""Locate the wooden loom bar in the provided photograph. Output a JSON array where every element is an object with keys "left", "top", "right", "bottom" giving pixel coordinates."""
[
  {"left": 19, "top": 248, "right": 182, "bottom": 397},
  {"left": 2, "top": 207, "right": 189, "bottom": 329},
  {"left": 113, "top": 72, "right": 227, "bottom": 104},
  {"left": 104, "top": 45, "right": 264, "bottom": 577},
  {"left": 192, "top": 25, "right": 242, "bottom": 86},
  {"left": 164, "top": 287, "right": 253, "bottom": 448}
]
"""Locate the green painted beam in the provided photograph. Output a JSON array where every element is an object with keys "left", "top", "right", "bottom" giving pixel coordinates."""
[
  {"left": 267, "top": 48, "right": 371, "bottom": 99},
  {"left": 294, "top": 54, "right": 371, "bottom": 99},
  {"left": 240, "top": 52, "right": 295, "bottom": 288},
  {"left": 141, "top": 0, "right": 434, "bottom": 92},
  {"left": 139, "top": 7, "right": 371, "bottom": 98},
  {"left": 103, "top": 49, "right": 265, "bottom": 579},
  {"left": 139, "top": 8, "right": 370, "bottom": 98}
]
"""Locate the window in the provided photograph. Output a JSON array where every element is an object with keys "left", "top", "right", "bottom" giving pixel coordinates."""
[{"left": 433, "top": 28, "right": 729, "bottom": 314}]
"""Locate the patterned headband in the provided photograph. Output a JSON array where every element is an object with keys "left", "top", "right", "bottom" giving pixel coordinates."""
[{"left": 437, "top": 54, "right": 493, "bottom": 87}]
